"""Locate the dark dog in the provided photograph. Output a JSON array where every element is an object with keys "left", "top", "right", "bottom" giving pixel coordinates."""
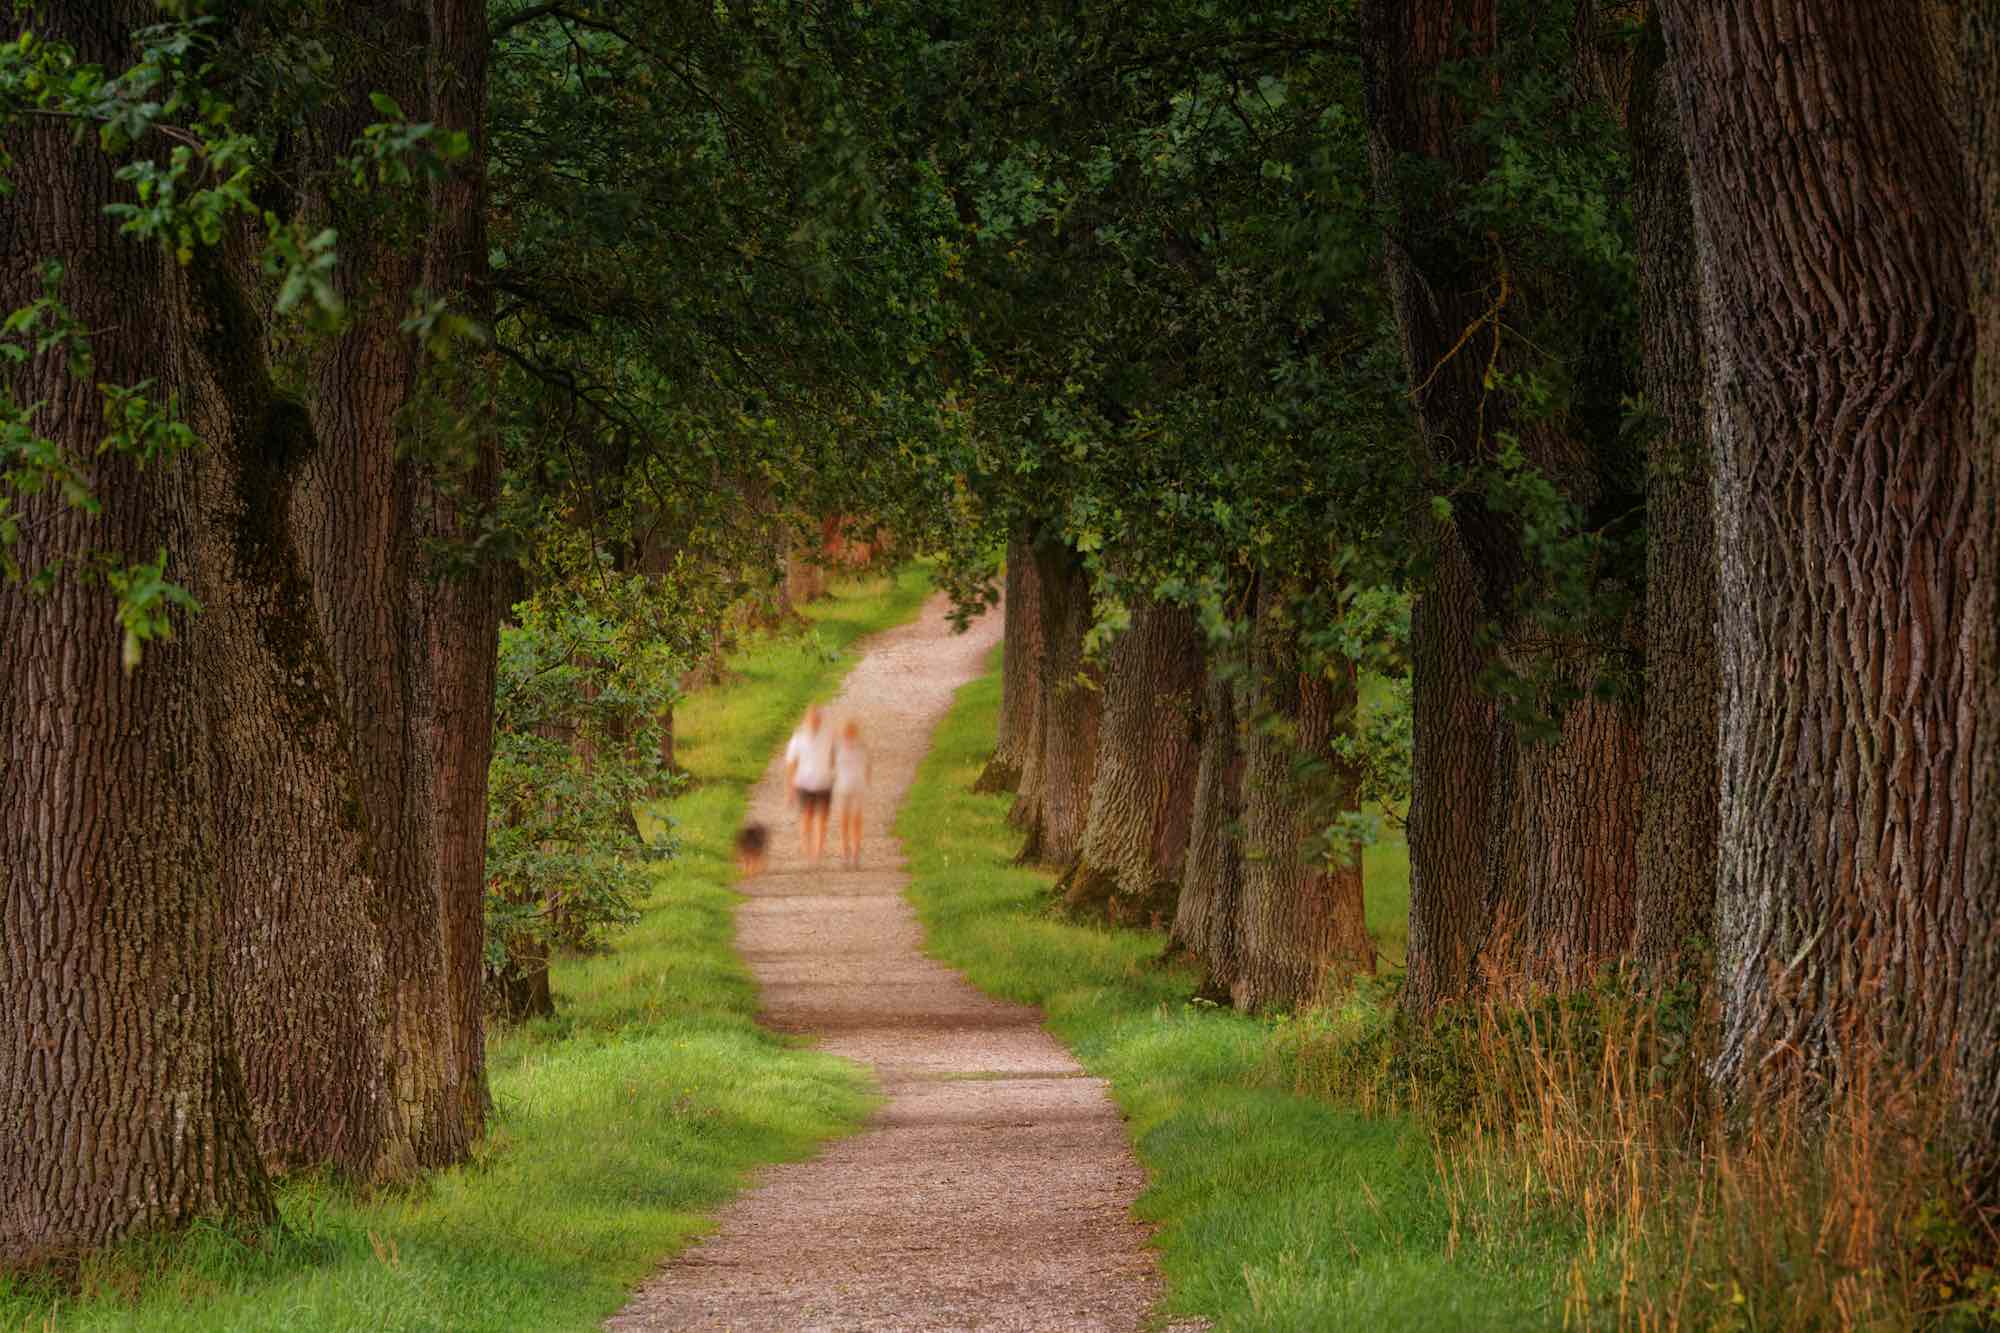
[{"left": 734, "top": 822, "right": 770, "bottom": 877}]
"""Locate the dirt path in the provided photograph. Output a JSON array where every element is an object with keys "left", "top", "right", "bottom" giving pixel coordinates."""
[{"left": 608, "top": 594, "right": 1173, "bottom": 1332}]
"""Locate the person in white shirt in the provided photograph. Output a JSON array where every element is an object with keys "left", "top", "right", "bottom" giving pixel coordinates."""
[
  {"left": 784, "top": 705, "right": 837, "bottom": 864},
  {"left": 832, "top": 718, "right": 872, "bottom": 868}
]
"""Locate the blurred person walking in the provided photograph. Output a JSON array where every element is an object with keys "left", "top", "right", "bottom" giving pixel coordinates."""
[
  {"left": 832, "top": 718, "right": 872, "bottom": 868},
  {"left": 784, "top": 704, "right": 836, "bottom": 864}
]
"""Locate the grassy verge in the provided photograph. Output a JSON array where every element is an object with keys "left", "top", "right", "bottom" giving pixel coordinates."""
[
  {"left": 897, "top": 648, "right": 1561, "bottom": 1330},
  {"left": 2, "top": 564, "right": 935, "bottom": 1333}
]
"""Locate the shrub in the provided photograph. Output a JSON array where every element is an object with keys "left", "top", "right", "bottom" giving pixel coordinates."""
[{"left": 486, "top": 591, "right": 679, "bottom": 1021}]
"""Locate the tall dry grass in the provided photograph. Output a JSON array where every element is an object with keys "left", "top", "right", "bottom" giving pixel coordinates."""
[{"left": 1276, "top": 973, "right": 2000, "bottom": 1329}]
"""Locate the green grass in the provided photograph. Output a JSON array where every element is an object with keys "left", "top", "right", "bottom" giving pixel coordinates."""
[
  {"left": 1363, "top": 830, "right": 1411, "bottom": 967},
  {"left": 897, "top": 647, "right": 1560, "bottom": 1330},
  {"left": 1, "top": 564, "right": 935, "bottom": 1333}
]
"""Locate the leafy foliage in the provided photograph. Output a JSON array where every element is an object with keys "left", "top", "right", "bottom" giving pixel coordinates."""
[
  {"left": 0, "top": 5, "right": 479, "bottom": 658},
  {"left": 485, "top": 588, "right": 680, "bottom": 990}
]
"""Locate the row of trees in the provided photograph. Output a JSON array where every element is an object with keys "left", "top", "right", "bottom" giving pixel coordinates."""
[
  {"left": 921, "top": 0, "right": 2000, "bottom": 1198},
  {"left": 2, "top": 1, "right": 503, "bottom": 1253},
  {"left": 0, "top": 0, "right": 947, "bottom": 1265}
]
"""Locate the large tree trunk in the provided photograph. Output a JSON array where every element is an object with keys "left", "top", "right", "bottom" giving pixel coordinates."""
[
  {"left": 292, "top": 0, "right": 481, "bottom": 1176},
  {"left": 1662, "top": 3, "right": 1990, "bottom": 1104},
  {"left": 0, "top": 11, "right": 273, "bottom": 1258},
  {"left": 1628, "top": 14, "right": 1718, "bottom": 977},
  {"left": 975, "top": 538, "right": 1042, "bottom": 794},
  {"left": 1232, "top": 582, "right": 1373, "bottom": 1012},
  {"left": 1057, "top": 599, "right": 1203, "bottom": 924},
  {"left": 180, "top": 247, "right": 391, "bottom": 1179},
  {"left": 1171, "top": 634, "right": 1250, "bottom": 999},
  {"left": 1005, "top": 556, "right": 1051, "bottom": 830},
  {"left": 1363, "top": 0, "right": 1642, "bottom": 1013},
  {"left": 421, "top": 0, "right": 500, "bottom": 1151},
  {"left": 1015, "top": 540, "right": 1101, "bottom": 866},
  {"left": 1962, "top": 1, "right": 2000, "bottom": 1184},
  {"left": 1400, "top": 535, "right": 1501, "bottom": 1013},
  {"left": 1472, "top": 692, "right": 1642, "bottom": 991}
]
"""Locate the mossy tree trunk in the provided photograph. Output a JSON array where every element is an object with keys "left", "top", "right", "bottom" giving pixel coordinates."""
[
  {"left": 182, "top": 256, "right": 392, "bottom": 1180},
  {"left": 1058, "top": 598, "right": 1203, "bottom": 924}
]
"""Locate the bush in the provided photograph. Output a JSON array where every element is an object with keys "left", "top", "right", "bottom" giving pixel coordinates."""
[{"left": 486, "top": 591, "right": 679, "bottom": 1020}]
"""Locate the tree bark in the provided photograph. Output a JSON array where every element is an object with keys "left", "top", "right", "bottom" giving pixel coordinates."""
[
  {"left": 1057, "top": 598, "right": 1203, "bottom": 924},
  {"left": 1005, "top": 556, "right": 1051, "bottom": 830},
  {"left": 1473, "top": 693, "right": 1642, "bottom": 992},
  {"left": 1661, "top": 2, "right": 1990, "bottom": 1102},
  {"left": 179, "top": 245, "right": 391, "bottom": 1179},
  {"left": 1232, "top": 582, "right": 1373, "bottom": 1012},
  {"left": 1628, "top": 13, "right": 1719, "bottom": 977},
  {"left": 1171, "top": 633, "right": 1249, "bottom": 999},
  {"left": 1015, "top": 540, "right": 1101, "bottom": 866},
  {"left": 1363, "top": 0, "right": 1642, "bottom": 1012},
  {"left": 1400, "top": 533, "right": 1501, "bottom": 1013},
  {"left": 1961, "top": 0, "right": 2000, "bottom": 1185},
  {"left": 975, "top": 538, "right": 1042, "bottom": 794},
  {"left": 291, "top": 0, "right": 486, "bottom": 1176},
  {"left": 422, "top": 0, "right": 501, "bottom": 1149},
  {"left": 1, "top": 9, "right": 273, "bottom": 1259}
]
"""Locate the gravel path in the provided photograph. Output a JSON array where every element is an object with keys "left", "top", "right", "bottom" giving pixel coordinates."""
[{"left": 607, "top": 593, "right": 1174, "bottom": 1332}]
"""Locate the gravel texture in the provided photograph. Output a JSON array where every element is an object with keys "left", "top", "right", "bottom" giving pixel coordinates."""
[{"left": 607, "top": 594, "right": 1179, "bottom": 1332}]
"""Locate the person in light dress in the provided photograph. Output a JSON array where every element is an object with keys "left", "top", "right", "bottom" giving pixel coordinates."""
[{"left": 832, "top": 718, "right": 872, "bottom": 869}]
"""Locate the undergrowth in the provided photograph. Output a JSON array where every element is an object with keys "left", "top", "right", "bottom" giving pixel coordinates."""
[
  {"left": 1273, "top": 971, "right": 2000, "bottom": 1330},
  {"left": 0, "top": 564, "right": 934, "bottom": 1333}
]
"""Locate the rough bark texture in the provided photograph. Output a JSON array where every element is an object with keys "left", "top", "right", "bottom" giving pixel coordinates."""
[
  {"left": 421, "top": 0, "right": 501, "bottom": 1152},
  {"left": 1400, "top": 534, "right": 1501, "bottom": 1011},
  {"left": 0, "top": 6, "right": 273, "bottom": 1261},
  {"left": 182, "top": 251, "right": 390, "bottom": 1179},
  {"left": 1171, "top": 640, "right": 1249, "bottom": 998},
  {"left": 1364, "top": 0, "right": 1505, "bottom": 1018},
  {"left": 1661, "top": 2, "right": 1990, "bottom": 1098},
  {"left": 1363, "top": 0, "right": 1642, "bottom": 1013},
  {"left": 290, "top": 0, "right": 490, "bottom": 1175},
  {"left": 1474, "top": 694, "right": 1642, "bottom": 991},
  {"left": 1962, "top": 0, "right": 2000, "bottom": 1181},
  {"left": 974, "top": 540, "right": 1042, "bottom": 794},
  {"left": 1014, "top": 541, "right": 1100, "bottom": 866},
  {"left": 1628, "top": 14, "right": 1719, "bottom": 976},
  {"left": 1005, "top": 558, "right": 1051, "bottom": 830},
  {"left": 1057, "top": 600, "right": 1203, "bottom": 924},
  {"left": 1232, "top": 584, "right": 1373, "bottom": 1013}
]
